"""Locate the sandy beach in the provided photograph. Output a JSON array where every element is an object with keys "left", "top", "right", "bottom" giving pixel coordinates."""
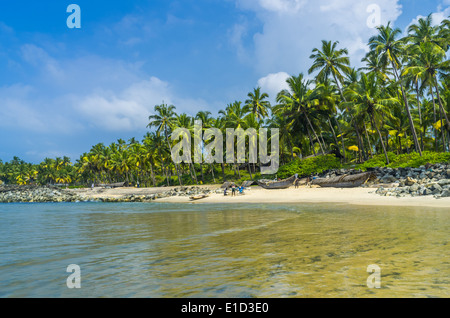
[{"left": 70, "top": 185, "right": 450, "bottom": 208}]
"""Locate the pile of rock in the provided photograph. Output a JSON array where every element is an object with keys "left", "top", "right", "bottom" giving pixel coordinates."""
[
  {"left": 99, "top": 186, "right": 213, "bottom": 202},
  {"left": 317, "top": 163, "right": 450, "bottom": 198},
  {"left": 0, "top": 185, "right": 82, "bottom": 203}
]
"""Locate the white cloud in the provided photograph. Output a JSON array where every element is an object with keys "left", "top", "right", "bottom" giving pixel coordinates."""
[
  {"left": 1, "top": 45, "right": 209, "bottom": 135},
  {"left": 407, "top": 6, "right": 450, "bottom": 29},
  {"left": 257, "top": 72, "right": 290, "bottom": 102},
  {"left": 233, "top": 0, "right": 402, "bottom": 75},
  {"left": 76, "top": 77, "right": 172, "bottom": 131}
]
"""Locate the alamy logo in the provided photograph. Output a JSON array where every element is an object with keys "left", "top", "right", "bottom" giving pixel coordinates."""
[
  {"left": 171, "top": 120, "right": 279, "bottom": 174},
  {"left": 66, "top": 264, "right": 81, "bottom": 288},
  {"left": 367, "top": 264, "right": 381, "bottom": 288},
  {"left": 66, "top": 4, "right": 81, "bottom": 29}
]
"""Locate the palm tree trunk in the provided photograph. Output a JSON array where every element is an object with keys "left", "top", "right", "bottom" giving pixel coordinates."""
[
  {"left": 333, "top": 116, "right": 346, "bottom": 161},
  {"left": 190, "top": 163, "right": 198, "bottom": 184},
  {"left": 391, "top": 62, "right": 422, "bottom": 155},
  {"left": 404, "top": 131, "right": 410, "bottom": 154},
  {"left": 431, "top": 87, "right": 439, "bottom": 151},
  {"left": 304, "top": 110, "right": 324, "bottom": 154},
  {"left": 371, "top": 115, "right": 389, "bottom": 164},
  {"left": 164, "top": 126, "right": 182, "bottom": 186},
  {"left": 149, "top": 163, "right": 156, "bottom": 186},
  {"left": 327, "top": 117, "right": 339, "bottom": 149},
  {"left": 434, "top": 81, "right": 450, "bottom": 151},
  {"left": 306, "top": 126, "right": 316, "bottom": 156},
  {"left": 416, "top": 81, "right": 424, "bottom": 151},
  {"left": 200, "top": 164, "right": 205, "bottom": 183},
  {"left": 333, "top": 73, "right": 363, "bottom": 161},
  {"left": 439, "top": 106, "right": 447, "bottom": 152},
  {"left": 247, "top": 162, "right": 253, "bottom": 180},
  {"left": 210, "top": 164, "right": 216, "bottom": 183},
  {"left": 162, "top": 163, "right": 170, "bottom": 186},
  {"left": 221, "top": 163, "right": 226, "bottom": 182},
  {"left": 363, "top": 121, "right": 373, "bottom": 158},
  {"left": 319, "top": 131, "right": 328, "bottom": 152}
]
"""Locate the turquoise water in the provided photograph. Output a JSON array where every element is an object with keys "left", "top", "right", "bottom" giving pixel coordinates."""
[{"left": 0, "top": 202, "right": 448, "bottom": 297}]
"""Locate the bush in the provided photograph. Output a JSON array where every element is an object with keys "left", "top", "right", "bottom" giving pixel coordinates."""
[
  {"left": 359, "top": 151, "right": 450, "bottom": 170},
  {"left": 277, "top": 154, "right": 341, "bottom": 179}
]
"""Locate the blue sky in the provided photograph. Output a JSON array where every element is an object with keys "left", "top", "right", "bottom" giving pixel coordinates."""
[{"left": 0, "top": 0, "right": 449, "bottom": 163}]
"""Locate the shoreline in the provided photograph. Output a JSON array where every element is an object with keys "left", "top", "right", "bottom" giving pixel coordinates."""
[{"left": 67, "top": 185, "right": 450, "bottom": 208}]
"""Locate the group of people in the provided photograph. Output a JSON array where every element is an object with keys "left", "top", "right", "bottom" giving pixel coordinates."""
[{"left": 224, "top": 184, "right": 245, "bottom": 196}]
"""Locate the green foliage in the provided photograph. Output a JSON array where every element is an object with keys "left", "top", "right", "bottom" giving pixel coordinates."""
[
  {"left": 277, "top": 154, "right": 342, "bottom": 179},
  {"left": 359, "top": 151, "right": 450, "bottom": 170}
]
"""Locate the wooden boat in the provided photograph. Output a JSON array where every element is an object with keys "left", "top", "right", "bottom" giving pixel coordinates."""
[
  {"left": 97, "top": 182, "right": 126, "bottom": 188},
  {"left": 221, "top": 181, "right": 236, "bottom": 189},
  {"left": 311, "top": 172, "right": 374, "bottom": 188},
  {"left": 189, "top": 194, "right": 209, "bottom": 200},
  {"left": 241, "top": 180, "right": 256, "bottom": 187},
  {"left": 256, "top": 175, "right": 296, "bottom": 189}
]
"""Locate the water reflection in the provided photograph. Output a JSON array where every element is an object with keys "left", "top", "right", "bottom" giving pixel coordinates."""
[{"left": 0, "top": 202, "right": 448, "bottom": 297}]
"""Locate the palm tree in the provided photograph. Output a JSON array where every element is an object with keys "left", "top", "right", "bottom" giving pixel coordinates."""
[
  {"left": 308, "top": 40, "right": 351, "bottom": 100},
  {"left": 309, "top": 40, "right": 368, "bottom": 160},
  {"left": 403, "top": 42, "right": 450, "bottom": 150},
  {"left": 276, "top": 73, "right": 325, "bottom": 155},
  {"left": 148, "top": 103, "right": 183, "bottom": 185},
  {"left": 244, "top": 87, "right": 271, "bottom": 122},
  {"left": 219, "top": 101, "right": 251, "bottom": 179},
  {"left": 309, "top": 79, "right": 343, "bottom": 158},
  {"left": 344, "top": 73, "right": 398, "bottom": 164},
  {"left": 368, "top": 22, "right": 422, "bottom": 155},
  {"left": 407, "top": 14, "right": 441, "bottom": 47}
]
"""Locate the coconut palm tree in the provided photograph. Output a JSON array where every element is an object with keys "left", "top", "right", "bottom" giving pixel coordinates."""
[
  {"left": 148, "top": 103, "right": 183, "bottom": 185},
  {"left": 244, "top": 87, "right": 271, "bottom": 122},
  {"left": 308, "top": 40, "right": 351, "bottom": 100},
  {"left": 403, "top": 41, "right": 450, "bottom": 150},
  {"left": 343, "top": 72, "right": 398, "bottom": 164},
  {"left": 309, "top": 40, "right": 368, "bottom": 160},
  {"left": 276, "top": 73, "right": 325, "bottom": 155},
  {"left": 368, "top": 22, "right": 422, "bottom": 155}
]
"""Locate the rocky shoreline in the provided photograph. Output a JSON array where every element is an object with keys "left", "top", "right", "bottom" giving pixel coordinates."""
[
  {"left": 0, "top": 185, "right": 82, "bottom": 203},
  {"left": 317, "top": 163, "right": 450, "bottom": 198},
  {"left": 97, "top": 186, "right": 214, "bottom": 202},
  {"left": 0, "top": 184, "right": 215, "bottom": 203}
]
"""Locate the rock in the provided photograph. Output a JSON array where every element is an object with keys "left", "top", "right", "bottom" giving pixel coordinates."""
[
  {"left": 438, "top": 179, "right": 450, "bottom": 186},
  {"left": 409, "top": 184, "right": 419, "bottom": 192},
  {"left": 430, "top": 183, "right": 443, "bottom": 192},
  {"left": 441, "top": 189, "right": 450, "bottom": 197},
  {"left": 380, "top": 174, "right": 397, "bottom": 183}
]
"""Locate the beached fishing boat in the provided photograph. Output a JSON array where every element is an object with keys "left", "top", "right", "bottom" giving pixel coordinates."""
[
  {"left": 189, "top": 194, "right": 209, "bottom": 200},
  {"left": 256, "top": 175, "right": 296, "bottom": 189},
  {"left": 311, "top": 172, "right": 374, "bottom": 188},
  {"left": 97, "top": 182, "right": 126, "bottom": 188}
]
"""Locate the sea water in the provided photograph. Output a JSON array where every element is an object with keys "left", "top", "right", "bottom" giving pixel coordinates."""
[{"left": 0, "top": 202, "right": 448, "bottom": 297}]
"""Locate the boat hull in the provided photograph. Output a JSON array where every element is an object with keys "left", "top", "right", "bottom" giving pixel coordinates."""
[
  {"left": 311, "top": 172, "right": 374, "bottom": 188},
  {"left": 256, "top": 175, "right": 295, "bottom": 189}
]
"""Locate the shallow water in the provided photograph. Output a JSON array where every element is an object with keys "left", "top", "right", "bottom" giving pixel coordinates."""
[{"left": 0, "top": 202, "right": 448, "bottom": 297}]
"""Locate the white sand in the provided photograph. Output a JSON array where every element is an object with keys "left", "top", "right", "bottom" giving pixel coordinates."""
[{"left": 70, "top": 185, "right": 450, "bottom": 208}]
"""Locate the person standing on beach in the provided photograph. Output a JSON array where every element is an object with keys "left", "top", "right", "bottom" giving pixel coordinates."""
[{"left": 231, "top": 185, "right": 236, "bottom": 196}]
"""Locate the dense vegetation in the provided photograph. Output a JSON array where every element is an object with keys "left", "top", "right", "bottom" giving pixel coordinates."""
[{"left": 1, "top": 16, "right": 449, "bottom": 186}]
